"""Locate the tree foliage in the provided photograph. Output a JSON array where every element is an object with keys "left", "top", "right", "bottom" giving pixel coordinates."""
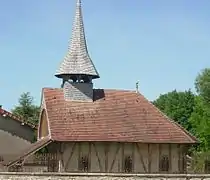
[
  {"left": 195, "top": 68, "right": 210, "bottom": 104},
  {"left": 190, "top": 68, "right": 210, "bottom": 151},
  {"left": 153, "top": 89, "right": 195, "bottom": 131},
  {"left": 189, "top": 96, "right": 210, "bottom": 151},
  {"left": 11, "top": 92, "right": 40, "bottom": 125},
  {"left": 153, "top": 68, "right": 210, "bottom": 171},
  {"left": 153, "top": 69, "right": 210, "bottom": 171}
]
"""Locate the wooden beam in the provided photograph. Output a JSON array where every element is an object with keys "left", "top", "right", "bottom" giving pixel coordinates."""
[
  {"left": 158, "top": 144, "right": 162, "bottom": 172},
  {"left": 109, "top": 143, "right": 121, "bottom": 172},
  {"left": 148, "top": 144, "right": 152, "bottom": 173},
  {"left": 105, "top": 143, "right": 109, "bottom": 172},
  {"left": 169, "top": 144, "right": 172, "bottom": 173},
  {"left": 132, "top": 143, "right": 135, "bottom": 172},
  {"left": 88, "top": 142, "right": 91, "bottom": 172},
  {"left": 121, "top": 143, "right": 124, "bottom": 172},
  {"left": 178, "top": 144, "right": 181, "bottom": 173},
  {"left": 92, "top": 143, "right": 102, "bottom": 171},
  {"left": 136, "top": 143, "right": 147, "bottom": 172},
  {"left": 183, "top": 145, "right": 187, "bottom": 173},
  {"left": 78, "top": 142, "right": 81, "bottom": 171},
  {"left": 64, "top": 142, "right": 76, "bottom": 171},
  {"left": 58, "top": 142, "right": 64, "bottom": 172}
]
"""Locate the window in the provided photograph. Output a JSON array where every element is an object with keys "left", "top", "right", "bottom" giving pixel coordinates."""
[
  {"left": 79, "top": 156, "right": 89, "bottom": 172},
  {"left": 0, "top": 156, "right": 3, "bottom": 162},
  {"left": 124, "top": 156, "right": 133, "bottom": 173},
  {"left": 159, "top": 155, "right": 169, "bottom": 172}
]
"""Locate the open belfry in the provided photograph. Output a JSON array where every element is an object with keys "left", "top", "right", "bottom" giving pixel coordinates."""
[{"left": 5, "top": 0, "right": 197, "bottom": 173}]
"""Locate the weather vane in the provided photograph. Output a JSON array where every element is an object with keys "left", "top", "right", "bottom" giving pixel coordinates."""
[{"left": 136, "top": 81, "right": 139, "bottom": 93}]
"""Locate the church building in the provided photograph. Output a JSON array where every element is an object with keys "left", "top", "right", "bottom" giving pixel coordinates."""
[{"left": 3, "top": 0, "right": 198, "bottom": 173}]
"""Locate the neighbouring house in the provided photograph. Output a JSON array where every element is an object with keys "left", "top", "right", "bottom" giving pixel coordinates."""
[
  {"left": 3, "top": 0, "right": 198, "bottom": 173},
  {"left": 0, "top": 106, "right": 36, "bottom": 164}
]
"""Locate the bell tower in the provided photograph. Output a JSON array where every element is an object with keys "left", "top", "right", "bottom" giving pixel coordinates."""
[{"left": 55, "top": 0, "right": 100, "bottom": 102}]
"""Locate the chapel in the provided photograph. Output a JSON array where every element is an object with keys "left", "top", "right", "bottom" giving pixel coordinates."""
[{"left": 4, "top": 0, "right": 197, "bottom": 173}]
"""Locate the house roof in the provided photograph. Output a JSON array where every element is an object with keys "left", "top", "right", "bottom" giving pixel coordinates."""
[
  {"left": 55, "top": 0, "right": 99, "bottom": 79},
  {"left": 2, "top": 136, "right": 52, "bottom": 167},
  {"left": 43, "top": 88, "right": 198, "bottom": 144},
  {"left": 0, "top": 107, "right": 37, "bottom": 130}
]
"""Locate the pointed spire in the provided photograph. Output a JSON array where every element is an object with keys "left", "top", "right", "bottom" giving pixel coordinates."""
[{"left": 55, "top": 0, "right": 100, "bottom": 79}]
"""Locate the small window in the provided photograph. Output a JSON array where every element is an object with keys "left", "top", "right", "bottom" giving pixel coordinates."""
[
  {"left": 124, "top": 156, "right": 133, "bottom": 173},
  {"left": 0, "top": 156, "right": 3, "bottom": 162},
  {"left": 79, "top": 156, "right": 89, "bottom": 172},
  {"left": 159, "top": 155, "right": 169, "bottom": 172}
]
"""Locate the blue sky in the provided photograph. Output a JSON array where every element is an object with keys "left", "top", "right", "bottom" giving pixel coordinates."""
[{"left": 1, "top": 0, "right": 210, "bottom": 110}]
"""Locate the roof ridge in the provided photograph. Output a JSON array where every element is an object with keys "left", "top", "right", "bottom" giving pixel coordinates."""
[
  {"left": 43, "top": 87, "right": 137, "bottom": 92},
  {"left": 107, "top": 89, "right": 135, "bottom": 92},
  {"left": 42, "top": 87, "right": 62, "bottom": 90}
]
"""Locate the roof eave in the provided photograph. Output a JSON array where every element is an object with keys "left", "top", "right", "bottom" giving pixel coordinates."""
[{"left": 54, "top": 73, "right": 100, "bottom": 79}]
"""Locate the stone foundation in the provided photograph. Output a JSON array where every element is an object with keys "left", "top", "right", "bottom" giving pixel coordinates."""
[{"left": 0, "top": 173, "right": 210, "bottom": 180}]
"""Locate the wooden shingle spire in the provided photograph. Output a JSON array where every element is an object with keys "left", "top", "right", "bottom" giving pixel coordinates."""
[{"left": 55, "top": 0, "right": 100, "bottom": 80}]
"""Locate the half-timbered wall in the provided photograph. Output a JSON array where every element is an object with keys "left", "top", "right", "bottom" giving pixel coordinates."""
[{"left": 58, "top": 142, "right": 187, "bottom": 173}]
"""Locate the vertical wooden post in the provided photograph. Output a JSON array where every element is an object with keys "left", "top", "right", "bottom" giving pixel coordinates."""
[
  {"left": 58, "top": 142, "right": 64, "bottom": 172},
  {"left": 148, "top": 144, "right": 152, "bottom": 173},
  {"left": 169, "top": 144, "right": 172, "bottom": 173},
  {"left": 121, "top": 143, "right": 124, "bottom": 173},
  {"left": 78, "top": 142, "right": 81, "bottom": 172},
  {"left": 178, "top": 144, "right": 181, "bottom": 173},
  {"left": 158, "top": 144, "right": 162, "bottom": 172},
  {"left": 132, "top": 143, "right": 135, "bottom": 172},
  {"left": 58, "top": 160, "right": 63, "bottom": 172},
  {"left": 183, "top": 145, "right": 188, "bottom": 173},
  {"left": 88, "top": 142, "right": 91, "bottom": 172},
  {"left": 105, "top": 143, "right": 109, "bottom": 172}
]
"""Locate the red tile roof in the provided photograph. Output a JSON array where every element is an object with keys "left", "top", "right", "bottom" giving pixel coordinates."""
[
  {"left": 0, "top": 107, "right": 37, "bottom": 130},
  {"left": 43, "top": 88, "right": 198, "bottom": 143}
]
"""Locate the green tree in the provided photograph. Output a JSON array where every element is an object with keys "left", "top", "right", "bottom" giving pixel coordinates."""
[
  {"left": 188, "top": 95, "right": 210, "bottom": 171},
  {"left": 190, "top": 68, "right": 210, "bottom": 151},
  {"left": 12, "top": 92, "right": 40, "bottom": 125},
  {"left": 153, "top": 68, "right": 210, "bottom": 170},
  {"left": 153, "top": 89, "right": 195, "bottom": 131},
  {"left": 189, "top": 96, "right": 210, "bottom": 151},
  {"left": 195, "top": 68, "right": 210, "bottom": 104}
]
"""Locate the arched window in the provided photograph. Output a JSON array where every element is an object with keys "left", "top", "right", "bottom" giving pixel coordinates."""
[
  {"left": 124, "top": 156, "right": 133, "bottom": 173},
  {"left": 38, "top": 110, "right": 49, "bottom": 139},
  {"left": 159, "top": 155, "right": 169, "bottom": 172},
  {"left": 79, "top": 156, "right": 89, "bottom": 172}
]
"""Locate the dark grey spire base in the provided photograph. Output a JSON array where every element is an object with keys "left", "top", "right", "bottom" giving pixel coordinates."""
[{"left": 63, "top": 81, "right": 93, "bottom": 102}]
